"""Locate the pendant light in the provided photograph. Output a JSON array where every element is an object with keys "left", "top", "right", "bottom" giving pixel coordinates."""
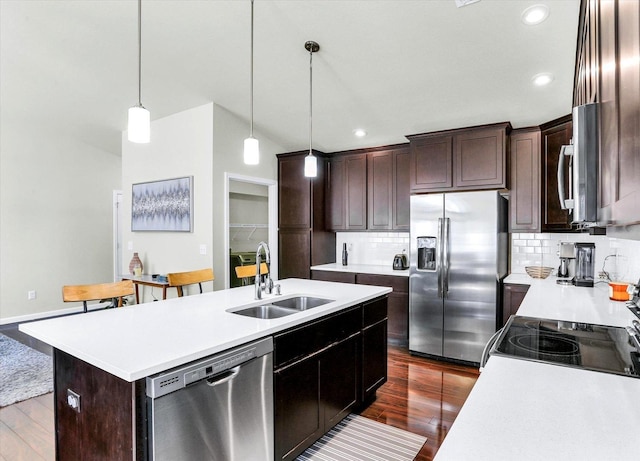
[
  {"left": 243, "top": 0, "right": 259, "bottom": 165},
  {"left": 304, "top": 41, "right": 319, "bottom": 178},
  {"left": 128, "top": 0, "right": 150, "bottom": 143}
]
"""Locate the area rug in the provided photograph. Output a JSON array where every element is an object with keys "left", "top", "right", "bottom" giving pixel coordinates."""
[
  {"left": 0, "top": 333, "right": 53, "bottom": 407},
  {"left": 296, "top": 414, "right": 427, "bottom": 461}
]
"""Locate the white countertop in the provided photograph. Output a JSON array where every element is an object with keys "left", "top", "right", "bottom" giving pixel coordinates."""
[
  {"left": 310, "top": 263, "right": 409, "bottom": 277},
  {"left": 435, "top": 274, "right": 639, "bottom": 461},
  {"left": 19, "top": 279, "right": 391, "bottom": 382}
]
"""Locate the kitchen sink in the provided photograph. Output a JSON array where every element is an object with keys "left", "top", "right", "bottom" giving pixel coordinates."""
[
  {"left": 271, "top": 296, "right": 334, "bottom": 311},
  {"left": 229, "top": 296, "right": 334, "bottom": 319}
]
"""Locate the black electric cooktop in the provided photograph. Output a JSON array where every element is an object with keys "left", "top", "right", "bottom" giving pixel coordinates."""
[{"left": 492, "top": 316, "right": 640, "bottom": 378}]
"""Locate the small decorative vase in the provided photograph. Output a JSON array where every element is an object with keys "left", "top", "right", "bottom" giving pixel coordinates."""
[{"left": 129, "top": 252, "right": 143, "bottom": 275}]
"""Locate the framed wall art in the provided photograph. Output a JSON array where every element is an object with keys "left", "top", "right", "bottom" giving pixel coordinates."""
[{"left": 131, "top": 176, "right": 193, "bottom": 232}]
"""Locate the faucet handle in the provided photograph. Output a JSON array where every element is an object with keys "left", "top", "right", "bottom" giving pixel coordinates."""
[{"left": 274, "top": 284, "right": 281, "bottom": 296}]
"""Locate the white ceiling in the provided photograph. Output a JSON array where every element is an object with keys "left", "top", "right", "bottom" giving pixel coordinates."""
[{"left": 0, "top": 0, "right": 580, "bottom": 156}]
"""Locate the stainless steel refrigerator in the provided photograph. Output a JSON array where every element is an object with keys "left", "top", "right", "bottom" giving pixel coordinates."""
[{"left": 409, "top": 191, "right": 508, "bottom": 364}]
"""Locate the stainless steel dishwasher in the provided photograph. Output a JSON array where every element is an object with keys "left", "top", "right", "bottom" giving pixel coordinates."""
[{"left": 146, "top": 337, "right": 274, "bottom": 461}]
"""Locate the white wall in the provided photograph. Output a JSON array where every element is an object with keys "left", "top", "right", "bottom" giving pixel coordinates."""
[
  {"left": 121, "top": 102, "right": 284, "bottom": 297},
  {"left": 0, "top": 122, "right": 121, "bottom": 322}
]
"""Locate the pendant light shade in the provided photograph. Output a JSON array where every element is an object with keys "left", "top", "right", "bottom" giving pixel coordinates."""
[
  {"left": 244, "top": 0, "right": 260, "bottom": 164},
  {"left": 128, "top": 105, "right": 150, "bottom": 143},
  {"left": 128, "top": 0, "right": 150, "bottom": 144},
  {"left": 304, "top": 41, "right": 319, "bottom": 178},
  {"left": 244, "top": 136, "right": 260, "bottom": 165}
]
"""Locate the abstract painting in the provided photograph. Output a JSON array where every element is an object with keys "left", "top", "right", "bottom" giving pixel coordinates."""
[{"left": 132, "top": 176, "right": 193, "bottom": 232}]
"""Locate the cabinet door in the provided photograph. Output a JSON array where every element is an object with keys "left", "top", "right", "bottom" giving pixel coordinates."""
[
  {"left": 326, "top": 156, "right": 346, "bottom": 230},
  {"left": 510, "top": 129, "right": 541, "bottom": 232},
  {"left": 274, "top": 357, "right": 321, "bottom": 461},
  {"left": 392, "top": 147, "right": 410, "bottom": 230},
  {"left": 541, "top": 120, "right": 572, "bottom": 231},
  {"left": 612, "top": 0, "right": 640, "bottom": 225},
  {"left": 387, "top": 293, "right": 408, "bottom": 346},
  {"left": 362, "top": 320, "right": 387, "bottom": 402},
  {"left": 368, "top": 150, "right": 393, "bottom": 230},
  {"left": 409, "top": 135, "right": 453, "bottom": 192},
  {"left": 346, "top": 154, "right": 367, "bottom": 229},
  {"left": 454, "top": 127, "right": 506, "bottom": 189},
  {"left": 279, "top": 155, "right": 310, "bottom": 229},
  {"left": 320, "top": 334, "right": 360, "bottom": 429},
  {"left": 278, "top": 229, "right": 310, "bottom": 279},
  {"left": 502, "top": 284, "right": 530, "bottom": 327}
]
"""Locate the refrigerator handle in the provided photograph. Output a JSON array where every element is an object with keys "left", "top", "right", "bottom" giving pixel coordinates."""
[
  {"left": 443, "top": 217, "right": 450, "bottom": 298},
  {"left": 437, "top": 218, "right": 443, "bottom": 299}
]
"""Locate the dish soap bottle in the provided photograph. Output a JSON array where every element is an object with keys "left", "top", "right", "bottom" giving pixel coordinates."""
[{"left": 342, "top": 243, "right": 348, "bottom": 266}]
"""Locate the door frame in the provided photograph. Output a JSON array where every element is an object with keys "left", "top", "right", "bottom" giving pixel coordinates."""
[
  {"left": 113, "top": 190, "right": 123, "bottom": 282},
  {"left": 224, "top": 173, "right": 278, "bottom": 289}
]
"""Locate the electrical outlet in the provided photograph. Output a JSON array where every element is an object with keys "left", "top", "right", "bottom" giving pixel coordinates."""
[
  {"left": 199, "top": 244, "right": 207, "bottom": 255},
  {"left": 27, "top": 290, "right": 36, "bottom": 300},
  {"left": 67, "top": 389, "right": 81, "bottom": 413}
]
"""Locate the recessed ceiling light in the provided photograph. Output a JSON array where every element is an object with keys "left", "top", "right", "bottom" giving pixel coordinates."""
[
  {"left": 353, "top": 129, "right": 367, "bottom": 138},
  {"left": 532, "top": 72, "right": 554, "bottom": 86},
  {"left": 522, "top": 5, "right": 549, "bottom": 25}
]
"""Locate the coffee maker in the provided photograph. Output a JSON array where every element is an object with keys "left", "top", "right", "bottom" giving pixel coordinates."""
[
  {"left": 573, "top": 242, "right": 595, "bottom": 287},
  {"left": 557, "top": 242, "right": 575, "bottom": 285}
]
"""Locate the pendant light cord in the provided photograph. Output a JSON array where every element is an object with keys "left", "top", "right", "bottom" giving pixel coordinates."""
[
  {"left": 249, "top": 0, "right": 255, "bottom": 137},
  {"left": 137, "top": 0, "right": 142, "bottom": 107},
  {"left": 309, "top": 45, "right": 313, "bottom": 154}
]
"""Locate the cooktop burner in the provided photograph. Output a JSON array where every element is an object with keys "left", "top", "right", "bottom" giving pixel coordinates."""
[{"left": 492, "top": 316, "right": 640, "bottom": 378}]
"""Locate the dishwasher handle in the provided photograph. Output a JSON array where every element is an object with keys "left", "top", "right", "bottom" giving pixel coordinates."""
[{"left": 206, "top": 366, "right": 241, "bottom": 387}]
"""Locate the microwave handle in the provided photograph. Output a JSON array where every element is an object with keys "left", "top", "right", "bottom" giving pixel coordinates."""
[{"left": 557, "top": 144, "right": 574, "bottom": 210}]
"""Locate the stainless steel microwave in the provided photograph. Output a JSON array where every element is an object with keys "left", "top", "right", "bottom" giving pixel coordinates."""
[{"left": 558, "top": 103, "right": 598, "bottom": 225}]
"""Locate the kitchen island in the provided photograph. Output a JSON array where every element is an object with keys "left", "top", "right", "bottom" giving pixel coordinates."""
[
  {"left": 20, "top": 278, "right": 391, "bottom": 461},
  {"left": 435, "top": 275, "right": 640, "bottom": 461}
]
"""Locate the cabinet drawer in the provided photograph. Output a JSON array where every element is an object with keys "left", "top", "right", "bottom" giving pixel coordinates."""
[
  {"left": 356, "top": 273, "right": 408, "bottom": 293},
  {"left": 362, "top": 297, "right": 388, "bottom": 328},
  {"left": 274, "top": 306, "right": 361, "bottom": 369}
]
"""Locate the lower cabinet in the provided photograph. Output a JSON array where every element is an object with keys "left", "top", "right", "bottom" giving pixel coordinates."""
[
  {"left": 273, "top": 298, "right": 387, "bottom": 461},
  {"left": 502, "top": 283, "right": 530, "bottom": 327}
]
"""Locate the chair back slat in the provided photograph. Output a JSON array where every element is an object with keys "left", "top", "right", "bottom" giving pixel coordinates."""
[
  {"left": 167, "top": 268, "right": 215, "bottom": 297},
  {"left": 62, "top": 280, "right": 134, "bottom": 312},
  {"left": 235, "top": 263, "right": 268, "bottom": 279}
]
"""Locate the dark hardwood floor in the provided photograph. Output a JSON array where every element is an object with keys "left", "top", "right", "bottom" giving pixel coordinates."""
[
  {"left": 0, "top": 342, "right": 478, "bottom": 460},
  {"left": 358, "top": 346, "right": 479, "bottom": 461}
]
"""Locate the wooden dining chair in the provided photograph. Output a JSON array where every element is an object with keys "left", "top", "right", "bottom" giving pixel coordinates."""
[
  {"left": 235, "top": 263, "right": 269, "bottom": 286},
  {"left": 62, "top": 280, "right": 135, "bottom": 313},
  {"left": 167, "top": 268, "right": 215, "bottom": 297}
]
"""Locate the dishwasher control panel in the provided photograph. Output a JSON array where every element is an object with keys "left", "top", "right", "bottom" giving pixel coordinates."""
[{"left": 146, "top": 337, "right": 273, "bottom": 399}]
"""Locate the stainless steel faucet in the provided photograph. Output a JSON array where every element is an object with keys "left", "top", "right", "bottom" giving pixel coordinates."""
[{"left": 255, "top": 241, "right": 273, "bottom": 299}]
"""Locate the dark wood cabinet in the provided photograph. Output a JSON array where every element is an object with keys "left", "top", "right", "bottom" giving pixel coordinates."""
[
  {"left": 311, "top": 269, "right": 356, "bottom": 284},
  {"left": 407, "top": 123, "right": 510, "bottom": 193},
  {"left": 408, "top": 134, "right": 453, "bottom": 192},
  {"left": 540, "top": 116, "right": 573, "bottom": 232},
  {"left": 53, "top": 350, "right": 146, "bottom": 461},
  {"left": 502, "top": 283, "right": 530, "bottom": 327},
  {"left": 574, "top": 0, "right": 640, "bottom": 228},
  {"left": 327, "top": 153, "right": 367, "bottom": 230},
  {"left": 509, "top": 128, "right": 541, "bottom": 232},
  {"left": 356, "top": 273, "right": 408, "bottom": 347},
  {"left": 361, "top": 297, "right": 388, "bottom": 402},
  {"left": 273, "top": 299, "right": 387, "bottom": 461},
  {"left": 278, "top": 151, "right": 335, "bottom": 279},
  {"left": 367, "top": 146, "right": 410, "bottom": 231}
]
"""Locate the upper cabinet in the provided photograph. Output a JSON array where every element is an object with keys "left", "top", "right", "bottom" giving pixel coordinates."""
[
  {"left": 407, "top": 123, "right": 511, "bottom": 194},
  {"left": 326, "top": 145, "right": 409, "bottom": 232},
  {"left": 574, "top": 0, "right": 640, "bottom": 227},
  {"left": 509, "top": 128, "right": 541, "bottom": 232}
]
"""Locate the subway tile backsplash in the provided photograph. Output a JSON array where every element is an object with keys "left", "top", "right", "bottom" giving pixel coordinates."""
[
  {"left": 511, "top": 232, "right": 640, "bottom": 282},
  {"left": 336, "top": 231, "right": 640, "bottom": 283},
  {"left": 336, "top": 232, "right": 410, "bottom": 266}
]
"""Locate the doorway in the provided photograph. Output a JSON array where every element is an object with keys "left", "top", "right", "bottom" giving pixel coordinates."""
[{"left": 224, "top": 173, "right": 277, "bottom": 289}]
